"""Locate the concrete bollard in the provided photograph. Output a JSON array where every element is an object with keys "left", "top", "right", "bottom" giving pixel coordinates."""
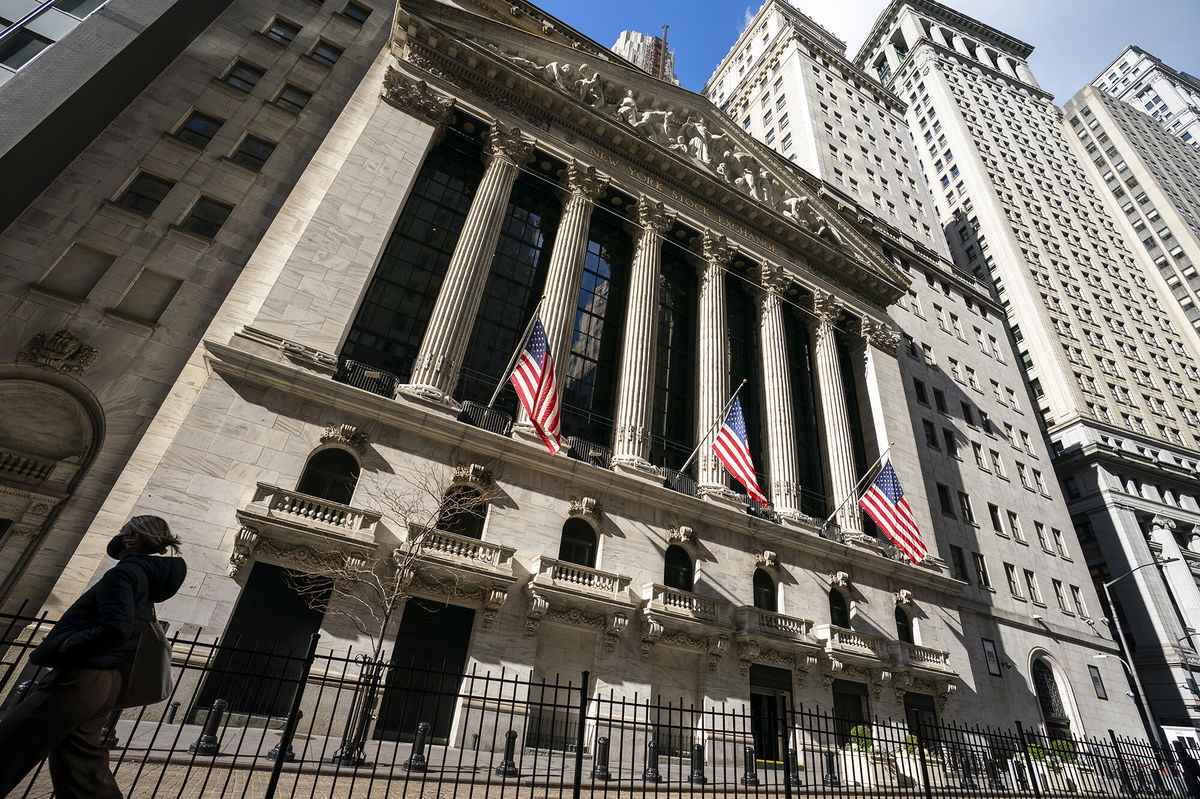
[
  {"left": 188, "top": 699, "right": 227, "bottom": 755},
  {"left": 741, "top": 744, "right": 759, "bottom": 786}
]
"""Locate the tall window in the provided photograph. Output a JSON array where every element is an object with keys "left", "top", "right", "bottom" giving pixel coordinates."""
[
  {"left": 295, "top": 449, "right": 360, "bottom": 505},
  {"left": 562, "top": 219, "right": 631, "bottom": 445},
  {"left": 752, "top": 568, "right": 777, "bottom": 612},
  {"left": 829, "top": 588, "right": 850, "bottom": 628},
  {"left": 895, "top": 606, "right": 914, "bottom": 644},
  {"left": 558, "top": 519, "right": 597, "bottom": 568},
  {"left": 784, "top": 305, "right": 824, "bottom": 515},
  {"left": 437, "top": 486, "right": 486, "bottom": 540},
  {"left": 341, "top": 128, "right": 484, "bottom": 380},
  {"left": 649, "top": 248, "right": 696, "bottom": 469},
  {"left": 837, "top": 328, "right": 873, "bottom": 535},
  {"left": 456, "top": 175, "right": 561, "bottom": 409},
  {"left": 663, "top": 545, "right": 694, "bottom": 592},
  {"left": 727, "top": 275, "right": 764, "bottom": 489}
]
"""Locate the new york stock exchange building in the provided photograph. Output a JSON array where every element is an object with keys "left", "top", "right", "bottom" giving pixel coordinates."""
[{"left": 19, "top": 0, "right": 1137, "bottom": 755}]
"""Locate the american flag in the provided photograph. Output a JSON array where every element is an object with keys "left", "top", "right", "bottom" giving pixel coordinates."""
[
  {"left": 510, "top": 317, "right": 561, "bottom": 455},
  {"left": 858, "top": 460, "right": 927, "bottom": 564},
  {"left": 712, "top": 397, "right": 769, "bottom": 506}
]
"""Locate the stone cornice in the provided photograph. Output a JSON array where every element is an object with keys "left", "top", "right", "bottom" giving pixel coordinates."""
[{"left": 205, "top": 337, "right": 964, "bottom": 594}]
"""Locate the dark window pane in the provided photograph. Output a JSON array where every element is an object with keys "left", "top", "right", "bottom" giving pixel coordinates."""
[
  {"left": 296, "top": 450, "right": 359, "bottom": 505},
  {"left": 342, "top": 2, "right": 370, "bottom": 23},
  {"left": 223, "top": 60, "right": 264, "bottom": 92},
  {"left": 175, "top": 111, "right": 224, "bottom": 148},
  {"left": 264, "top": 17, "right": 300, "bottom": 44},
  {"left": 54, "top": 0, "right": 107, "bottom": 16},
  {"left": 785, "top": 306, "right": 824, "bottom": 516},
  {"left": 231, "top": 135, "right": 276, "bottom": 171},
  {"left": 648, "top": 248, "right": 695, "bottom": 469},
  {"left": 664, "top": 545, "right": 693, "bottom": 592},
  {"left": 455, "top": 174, "right": 561, "bottom": 411},
  {"left": 0, "top": 25, "right": 50, "bottom": 69},
  {"left": 753, "top": 568, "right": 776, "bottom": 611},
  {"left": 341, "top": 131, "right": 484, "bottom": 380},
  {"left": 310, "top": 40, "right": 342, "bottom": 67},
  {"left": 181, "top": 197, "right": 234, "bottom": 238},
  {"left": 558, "top": 519, "right": 597, "bottom": 568},
  {"left": 829, "top": 589, "right": 849, "bottom": 627},
  {"left": 727, "top": 275, "right": 764, "bottom": 491},
  {"left": 116, "top": 173, "right": 175, "bottom": 215},
  {"left": 275, "top": 83, "right": 312, "bottom": 113}
]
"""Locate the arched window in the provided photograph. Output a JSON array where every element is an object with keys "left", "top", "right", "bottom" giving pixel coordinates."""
[
  {"left": 664, "top": 545, "right": 694, "bottom": 592},
  {"left": 296, "top": 449, "right": 360, "bottom": 505},
  {"left": 829, "top": 588, "right": 850, "bottom": 628},
  {"left": 558, "top": 518, "right": 598, "bottom": 568},
  {"left": 1033, "top": 658, "right": 1072, "bottom": 739},
  {"left": 437, "top": 486, "right": 486, "bottom": 540},
  {"left": 895, "top": 606, "right": 914, "bottom": 644},
  {"left": 753, "top": 568, "right": 777, "bottom": 612}
]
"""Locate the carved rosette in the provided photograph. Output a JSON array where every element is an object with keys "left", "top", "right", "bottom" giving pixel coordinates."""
[
  {"left": 320, "top": 423, "right": 369, "bottom": 455},
  {"left": 485, "top": 123, "right": 535, "bottom": 167},
  {"left": 858, "top": 318, "right": 902, "bottom": 355},
  {"left": 18, "top": 329, "right": 98, "bottom": 374},
  {"left": 381, "top": 67, "right": 455, "bottom": 125}
]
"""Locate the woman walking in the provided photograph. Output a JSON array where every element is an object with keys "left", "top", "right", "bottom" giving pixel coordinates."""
[{"left": 0, "top": 515, "right": 186, "bottom": 798}]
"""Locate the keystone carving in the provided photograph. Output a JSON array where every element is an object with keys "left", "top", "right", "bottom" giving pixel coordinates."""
[
  {"left": 18, "top": 329, "right": 98, "bottom": 374},
  {"left": 568, "top": 496, "right": 602, "bottom": 522},
  {"left": 829, "top": 570, "right": 851, "bottom": 589},
  {"left": 668, "top": 525, "right": 697, "bottom": 547},
  {"left": 894, "top": 589, "right": 914, "bottom": 606},
  {"left": 453, "top": 463, "right": 493, "bottom": 486},
  {"left": 755, "top": 550, "right": 779, "bottom": 570},
  {"left": 320, "top": 423, "right": 369, "bottom": 454}
]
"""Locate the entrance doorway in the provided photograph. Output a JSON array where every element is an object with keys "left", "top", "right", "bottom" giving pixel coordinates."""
[
  {"left": 1033, "top": 658, "right": 1072, "bottom": 740},
  {"left": 749, "top": 664, "right": 793, "bottom": 761},
  {"left": 831, "top": 679, "right": 870, "bottom": 745},
  {"left": 376, "top": 599, "right": 476, "bottom": 741},
  {"left": 199, "top": 562, "right": 329, "bottom": 717},
  {"left": 904, "top": 692, "right": 939, "bottom": 742}
]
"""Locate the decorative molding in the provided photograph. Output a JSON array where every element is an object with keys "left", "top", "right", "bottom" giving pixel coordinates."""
[
  {"left": 526, "top": 587, "right": 549, "bottom": 636},
  {"left": 482, "top": 587, "right": 508, "bottom": 630},
  {"left": 485, "top": 122, "right": 535, "bottom": 166},
  {"left": 381, "top": 67, "right": 456, "bottom": 125},
  {"left": 636, "top": 195, "right": 674, "bottom": 234},
  {"left": 857, "top": 318, "right": 902, "bottom": 354},
  {"left": 320, "top": 423, "right": 369, "bottom": 455},
  {"left": 811, "top": 291, "right": 844, "bottom": 326},
  {"left": 452, "top": 463, "right": 494, "bottom": 487},
  {"left": 894, "top": 589, "right": 914, "bottom": 606},
  {"left": 18, "top": 329, "right": 98, "bottom": 374},
  {"left": 1151, "top": 515, "right": 1177, "bottom": 533},
  {"left": 668, "top": 525, "right": 697, "bottom": 547},
  {"left": 755, "top": 550, "right": 779, "bottom": 570},
  {"left": 228, "top": 526, "right": 261, "bottom": 577},
  {"left": 568, "top": 496, "right": 602, "bottom": 523},
  {"left": 701, "top": 230, "right": 735, "bottom": 267},
  {"left": 757, "top": 262, "right": 789, "bottom": 295},
  {"left": 829, "top": 570, "right": 851, "bottom": 589},
  {"left": 565, "top": 161, "right": 608, "bottom": 200}
]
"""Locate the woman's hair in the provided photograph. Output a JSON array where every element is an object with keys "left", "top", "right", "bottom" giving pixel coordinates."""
[{"left": 122, "top": 515, "right": 182, "bottom": 555}]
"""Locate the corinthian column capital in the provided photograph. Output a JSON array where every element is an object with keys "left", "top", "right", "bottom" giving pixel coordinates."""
[
  {"left": 811, "top": 290, "right": 844, "bottom": 326},
  {"left": 757, "top": 262, "right": 789, "bottom": 295},
  {"left": 566, "top": 161, "right": 608, "bottom": 200},
  {"left": 637, "top": 196, "right": 674, "bottom": 234},
  {"left": 858, "top": 318, "right": 902, "bottom": 354},
  {"left": 486, "top": 122, "right": 535, "bottom": 165},
  {"left": 382, "top": 67, "right": 456, "bottom": 125},
  {"left": 702, "top": 230, "right": 735, "bottom": 267}
]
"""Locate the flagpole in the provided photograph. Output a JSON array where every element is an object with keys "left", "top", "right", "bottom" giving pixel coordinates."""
[
  {"left": 822, "top": 442, "right": 894, "bottom": 528},
  {"left": 678, "top": 380, "right": 748, "bottom": 477},
  {"left": 487, "top": 296, "right": 546, "bottom": 409}
]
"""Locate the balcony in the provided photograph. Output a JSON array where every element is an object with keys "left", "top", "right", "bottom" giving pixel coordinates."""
[
  {"left": 813, "top": 624, "right": 891, "bottom": 669},
  {"left": 563, "top": 436, "right": 612, "bottom": 469},
  {"left": 457, "top": 401, "right": 513, "bottom": 436},
  {"left": 526, "top": 557, "right": 637, "bottom": 645},
  {"left": 660, "top": 467, "right": 698, "bottom": 498},
  {"left": 400, "top": 525, "right": 516, "bottom": 582},
  {"left": 334, "top": 358, "right": 398, "bottom": 398},
  {"left": 889, "top": 641, "right": 956, "bottom": 679},
  {"left": 235, "top": 484, "right": 380, "bottom": 556},
  {"left": 735, "top": 606, "right": 816, "bottom": 644},
  {"left": 734, "top": 606, "right": 823, "bottom": 676},
  {"left": 641, "top": 583, "right": 733, "bottom": 665},
  {"left": 643, "top": 583, "right": 722, "bottom": 624}
]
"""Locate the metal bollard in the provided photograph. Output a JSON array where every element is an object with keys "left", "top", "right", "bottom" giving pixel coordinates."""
[
  {"left": 165, "top": 701, "right": 181, "bottom": 724},
  {"left": 188, "top": 698, "right": 227, "bottom": 755},
  {"left": 99, "top": 708, "right": 120, "bottom": 749},
  {"left": 741, "top": 744, "right": 760, "bottom": 786},
  {"left": 822, "top": 749, "right": 840, "bottom": 787},
  {"left": 592, "top": 736, "right": 612, "bottom": 780},
  {"left": 789, "top": 747, "right": 802, "bottom": 787},
  {"left": 495, "top": 729, "right": 520, "bottom": 778},
  {"left": 405, "top": 722, "right": 431, "bottom": 772},
  {"left": 643, "top": 738, "right": 662, "bottom": 782},
  {"left": 265, "top": 711, "right": 301, "bottom": 762},
  {"left": 689, "top": 742, "right": 707, "bottom": 784},
  {"left": 959, "top": 749, "right": 979, "bottom": 789},
  {"left": 472, "top": 733, "right": 480, "bottom": 750}
]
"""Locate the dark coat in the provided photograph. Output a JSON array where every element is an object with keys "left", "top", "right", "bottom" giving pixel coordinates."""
[{"left": 32, "top": 541, "right": 186, "bottom": 670}]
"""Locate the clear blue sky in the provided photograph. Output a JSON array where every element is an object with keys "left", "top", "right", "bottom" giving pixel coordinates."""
[{"left": 536, "top": 0, "right": 1200, "bottom": 102}]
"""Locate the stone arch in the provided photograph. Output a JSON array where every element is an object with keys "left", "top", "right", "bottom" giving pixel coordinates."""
[{"left": 1028, "top": 650, "right": 1084, "bottom": 740}]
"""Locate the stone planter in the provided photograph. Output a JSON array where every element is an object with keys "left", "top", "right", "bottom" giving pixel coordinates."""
[
  {"left": 838, "top": 749, "right": 900, "bottom": 788},
  {"left": 893, "top": 752, "right": 947, "bottom": 788}
]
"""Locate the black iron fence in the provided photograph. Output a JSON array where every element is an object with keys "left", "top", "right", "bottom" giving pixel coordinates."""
[{"left": 3, "top": 607, "right": 1199, "bottom": 799}]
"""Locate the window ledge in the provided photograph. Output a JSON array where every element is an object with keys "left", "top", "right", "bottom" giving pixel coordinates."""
[
  {"left": 265, "top": 101, "right": 302, "bottom": 118},
  {"left": 1014, "top": 538, "right": 1029, "bottom": 547},
  {"left": 161, "top": 132, "right": 205, "bottom": 153},
  {"left": 218, "top": 155, "right": 263, "bottom": 175},
  {"left": 1012, "top": 595, "right": 1027, "bottom": 603},
  {"left": 103, "top": 308, "right": 158, "bottom": 333},
  {"left": 27, "top": 284, "right": 85, "bottom": 310},
  {"left": 333, "top": 11, "right": 366, "bottom": 26},
  {"left": 98, "top": 199, "right": 152, "bottom": 226},
  {"left": 209, "top": 76, "right": 253, "bottom": 99},
  {"left": 301, "top": 54, "right": 334, "bottom": 70},
  {"left": 253, "top": 31, "right": 289, "bottom": 49},
  {"left": 167, "top": 224, "right": 215, "bottom": 248}
]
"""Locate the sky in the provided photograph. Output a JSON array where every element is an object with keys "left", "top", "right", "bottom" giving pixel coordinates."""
[{"left": 535, "top": 0, "right": 1200, "bottom": 102}]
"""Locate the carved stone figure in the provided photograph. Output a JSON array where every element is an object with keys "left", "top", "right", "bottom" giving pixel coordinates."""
[{"left": 18, "top": 329, "right": 98, "bottom": 374}]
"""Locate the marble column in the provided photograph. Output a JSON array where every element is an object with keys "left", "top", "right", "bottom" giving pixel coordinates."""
[
  {"left": 611, "top": 197, "right": 674, "bottom": 471},
  {"left": 515, "top": 162, "right": 607, "bottom": 432},
  {"left": 757, "top": 264, "right": 801, "bottom": 516},
  {"left": 883, "top": 44, "right": 901, "bottom": 74},
  {"left": 1148, "top": 516, "right": 1200, "bottom": 633},
  {"left": 811, "top": 290, "right": 863, "bottom": 535},
  {"left": 951, "top": 35, "right": 973, "bottom": 58},
  {"left": 899, "top": 13, "right": 926, "bottom": 50},
  {"left": 856, "top": 318, "right": 902, "bottom": 463},
  {"left": 405, "top": 123, "right": 534, "bottom": 404},
  {"left": 696, "top": 231, "right": 734, "bottom": 493},
  {"left": 1188, "top": 526, "right": 1200, "bottom": 556}
]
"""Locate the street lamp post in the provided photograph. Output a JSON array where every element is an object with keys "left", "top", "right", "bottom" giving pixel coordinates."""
[{"left": 1102, "top": 558, "right": 1178, "bottom": 750}]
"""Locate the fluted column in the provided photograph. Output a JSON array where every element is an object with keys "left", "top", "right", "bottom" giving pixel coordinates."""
[
  {"left": 515, "top": 162, "right": 607, "bottom": 431},
  {"left": 405, "top": 123, "right": 534, "bottom": 403},
  {"left": 696, "top": 231, "right": 734, "bottom": 493},
  {"left": 1148, "top": 516, "right": 1200, "bottom": 633},
  {"left": 811, "top": 290, "right": 863, "bottom": 535},
  {"left": 757, "top": 264, "right": 801, "bottom": 516},
  {"left": 611, "top": 197, "right": 674, "bottom": 471}
]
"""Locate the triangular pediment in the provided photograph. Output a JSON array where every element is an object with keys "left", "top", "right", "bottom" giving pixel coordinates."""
[{"left": 395, "top": 0, "right": 910, "bottom": 301}]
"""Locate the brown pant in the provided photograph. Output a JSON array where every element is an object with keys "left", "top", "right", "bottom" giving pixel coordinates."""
[{"left": 0, "top": 667, "right": 124, "bottom": 799}]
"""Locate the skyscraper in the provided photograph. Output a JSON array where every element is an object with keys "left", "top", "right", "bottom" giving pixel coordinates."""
[
  {"left": 858, "top": 0, "right": 1200, "bottom": 741},
  {"left": 611, "top": 28, "right": 680, "bottom": 86},
  {"left": 1092, "top": 46, "right": 1200, "bottom": 149}
]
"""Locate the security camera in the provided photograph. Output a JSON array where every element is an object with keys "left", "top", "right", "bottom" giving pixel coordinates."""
[
  {"left": 1084, "top": 618, "right": 1096, "bottom": 627},
  {"left": 1032, "top": 614, "right": 1044, "bottom": 621}
]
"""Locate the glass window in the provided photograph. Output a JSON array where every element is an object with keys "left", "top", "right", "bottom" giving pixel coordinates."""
[
  {"left": 829, "top": 588, "right": 850, "bottom": 627},
  {"left": 753, "top": 568, "right": 777, "bottom": 612},
  {"left": 222, "top": 60, "right": 265, "bottom": 92},
  {"left": 231, "top": 135, "right": 276, "bottom": 171},
  {"left": 181, "top": 196, "right": 234, "bottom": 238},
  {"left": 296, "top": 449, "right": 360, "bottom": 505},
  {"left": 116, "top": 173, "right": 175, "bottom": 215},
  {"left": 664, "top": 545, "right": 694, "bottom": 592},
  {"left": 264, "top": 17, "right": 301, "bottom": 44},
  {"left": 437, "top": 486, "right": 486, "bottom": 539},
  {"left": 174, "top": 111, "right": 224, "bottom": 148},
  {"left": 342, "top": 2, "right": 371, "bottom": 23},
  {"left": 0, "top": 25, "right": 51, "bottom": 70},
  {"left": 310, "top": 40, "right": 343, "bottom": 67},
  {"left": 895, "top": 606, "right": 913, "bottom": 644},
  {"left": 558, "top": 518, "right": 597, "bottom": 568},
  {"left": 649, "top": 249, "right": 696, "bottom": 469},
  {"left": 275, "top": 83, "right": 312, "bottom": 113}
]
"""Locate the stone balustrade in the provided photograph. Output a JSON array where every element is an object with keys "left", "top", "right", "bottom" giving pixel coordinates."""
[
  {"left": 533, "top": 556, "right": 631, "bottom": 596},
  {"left": 889, "top": 640, "right": 953, "bottom": 673},
  {"left": 643, "top": 583, "right": 721, "bottom": 622},
  {"left": 412, "top": 527, "right": 515, "bottom": 569},
  {"left": 254, "top": 484, "right": 380, "bottom": 535},
  {"left": 814, "top": 624, "right": 891, "bottom": 661},
  {"left": 735, "top": 605, "right": 815, "bottom": 640}
]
